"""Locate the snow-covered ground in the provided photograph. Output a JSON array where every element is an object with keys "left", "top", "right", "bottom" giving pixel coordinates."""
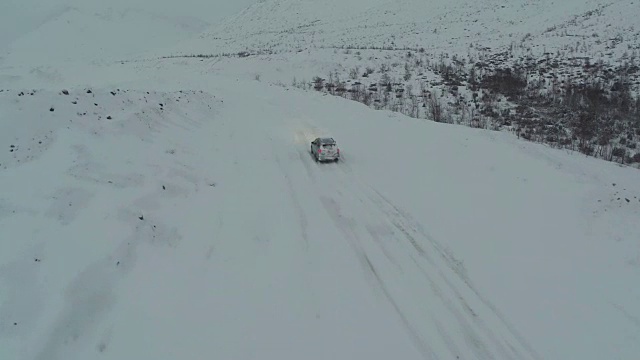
[
  {"left": 2, "top": 66, "right": 640, "bottom": 360},
  {"left": 2, "top": 1, "right": 640, "bottom": 360}
]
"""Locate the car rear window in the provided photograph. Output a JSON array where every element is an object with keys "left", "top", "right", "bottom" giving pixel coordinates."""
[{"left": 322, "top": 144, "right": 335, "bottom": 148}]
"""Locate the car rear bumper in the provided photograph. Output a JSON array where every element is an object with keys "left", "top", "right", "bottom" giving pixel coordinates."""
[{"left": 318, "top": 154, "right": 339, "bottom": 161}]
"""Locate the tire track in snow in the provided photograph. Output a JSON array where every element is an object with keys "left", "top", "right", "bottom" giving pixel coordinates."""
[
  {"left": 362, "top": 252, "right": 439, "bottom": 360},
  {"left": 297, "top": 147, "right": 317, "bottom": 183},
  {"left": 319, "top": 191, "right": 451, "bottom": 360},
  {"left": 434, "top": 318, "right": 462, "bottom": 359},
  {"left": 366, "top": 185, "right": 541, "bottom": 360},
  {"left": 364, "top": 223, "right": 403, "bottom": 271},
  {"left": 314, "top": 156, "right": 540, "bottom": 360},
  {"left": 348, "top": 173, "right": 538, "bottom": 359},
  {"left": 318, "top": 195, "right": 437, "bottom": 360},
  {"left": 273, "top": 143, "right": 310, "bottom": 250},
  {"left": 307, "top": 151, "right": 440, "bottom": 358},
  {"left": 332, "top": 157, "right": 533, "bottom": 350}
]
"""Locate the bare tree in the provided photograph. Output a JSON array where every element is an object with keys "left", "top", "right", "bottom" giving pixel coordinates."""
[
  {"left": 429, "top": 94, "right": 443, "bottom": 122},
  {"left": 312, "top": 76, "right": 324, "bottom": 91},
  {"left": 573, "top": 111, "right": 597, "bottom": 154},
  {"left": 404, "top": 62, "right": 412, "bottom": 81},
  {"left": 349, "top": 67, "right": 359, "bottom": 80}
]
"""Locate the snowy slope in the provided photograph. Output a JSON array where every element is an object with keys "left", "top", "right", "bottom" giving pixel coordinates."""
[
  {"left": 2, "top": 67, "right": 640, "bottom": 360},
  {"left": 160, "top": 0, "right": 640, "bottom": 167},
  {"left": 165, "top": 0, "right": 640, "bottom": 103},
  {"left": 173, "top": 0, "right": 639, "bottom": 56}
]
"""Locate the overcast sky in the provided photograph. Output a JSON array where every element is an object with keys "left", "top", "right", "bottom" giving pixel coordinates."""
[
  {"left": 0, "top": 0, "right": 259, "bottom": 51},
  {"left": 102, "top": 0, "right": 260, "bottom": 23}
]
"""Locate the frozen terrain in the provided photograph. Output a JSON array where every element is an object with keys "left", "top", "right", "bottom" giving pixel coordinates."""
[
  {"left": 1, "top": 1, "right": 640, "bottom": 360},
  {"left": 2, "top": 68, "right": 640, "bottom": 360}
]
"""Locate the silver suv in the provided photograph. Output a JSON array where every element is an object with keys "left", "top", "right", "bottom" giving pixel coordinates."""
[{"left": 311, "top": 137, "right": 340, "bottom": 162}]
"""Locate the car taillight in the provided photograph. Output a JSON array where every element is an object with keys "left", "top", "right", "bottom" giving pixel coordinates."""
[
  {"left": 337, "top": 148, "right": 340, "bottom": 154},
  {"left": 318, "top": 149, "right": 322, "bottom": 153}
]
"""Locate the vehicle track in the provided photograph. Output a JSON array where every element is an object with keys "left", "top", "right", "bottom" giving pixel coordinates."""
[
  {"left": 317, "top": 194, "right": 438, "bottom": 359},
  {"left": 305, "top": 148, "right": 541, "bottom": 360},
  {"left": 273, "top": 147, "right": 310, "bottom": 250},
  {"left": 363, "top": 180, "right": 541, "bottom": 360}
]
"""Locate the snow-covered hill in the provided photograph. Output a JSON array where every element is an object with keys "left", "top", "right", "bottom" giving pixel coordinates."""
[
  {"left": 2, "top": 1, "right": 640, "bottom": 360},
  {"left": 165, "top": 0, "right": 640, "bottom": 167},
  {"left": 174, "top": 0, "right": 639, "bottom": 57}
]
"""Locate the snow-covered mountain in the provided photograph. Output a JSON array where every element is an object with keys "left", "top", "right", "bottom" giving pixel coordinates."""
[
  {"left": 174, "top": 0, "right": 638, "bottom": 57},
  {"left": 167, "top": 0, "right": 640, "bottom": 166},
  {"left": 1, "top": 1, "right": 640, "bottom": 360}
]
